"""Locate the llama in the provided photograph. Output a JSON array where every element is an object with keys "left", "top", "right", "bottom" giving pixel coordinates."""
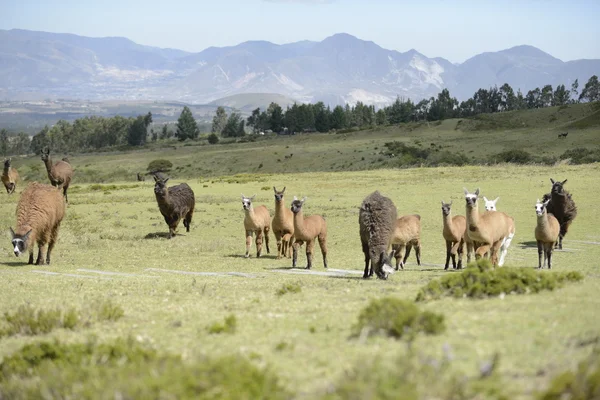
[
  {"left": 137, "top": 172, "right": 146, "bottom": 182},
  {"left": 271, "top": 186, "right": 294, "bottom": 259},
  {"left": 390, "top": 214, "right": 421, "bottom": 270},
  {"left": 558, "top": 132, "right": 569, "bottom": 138},
  {"left": 1, "top": 158, "right": 19, "bottom": 194},
  {"left": 290, "top": 196, "right": 327, "bottom": 270},
  {"left": 464, "top": 188, "right": 515, "bottom": 266},
  {"left": 542, "top": 178, "right": 577, "bottom": 250},
  {"left": 153, "top": 175, "right": 195, "bottom": 239},
  {"left": 534, "top": 199, "right": 560, "bottom": 269},
  {"left": 483, "top": 196, "right": 499, "bottom": 211},
  {"left": 241, "top": 194, "right": 271, "bottom": 258},
  {"left": 441, "top": 201, "right": 466, "bottom": 270},
  {"left": 41, "top": 147, "right": 73, "bottom": 203},
  {"left": 10, "top": 182, "right": 66, "bottom": 265},
  {"left": 359, "top": 191, "right": 396, "bottom": 279}
]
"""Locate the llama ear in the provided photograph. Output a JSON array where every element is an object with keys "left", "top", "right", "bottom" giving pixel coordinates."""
[
  {"left": 301, "top": 196, "right": 307, "bottom": 203},
  {"left": 483, "top": 196, "right": 489, "bottom": 202},
  {"left": 273, "top": 186, "right": 277, "bottom": 193},
  {"left": 163, "top": 178, "right": 169, "bottom": 184},
  {"left": 282, "top": 187, "right": 286, "bottom": 193},
  {"left": 441, "top": 200, "right": 445, "bottom": 206},
  {"left": 153, "top": 175, "right": 159, "bottom": 182},
  {"left": 241, "top": 193, "right": 245, "bottom": 200},
  {"left": 463, "top": 187, "right": 469, "bottom": 195},
  {"left": 550, "top": 178, "right": 555, "bottom": 184},
  {"left": 562, "top": 179, "right": 567, "bottom": 184},
  {"left": 449, "top": 200, "right": 453, "bottom": 206},
  {"left": 22, "top": 229, "right": 32, "bottom": 241},
  {"left": 251, "top": 195, "right": 256, "bottom": 200},
  {"left": 494, "top": 197, "right": 499, "bottom": 203},
  {"left": 293, "top": 196, "right": 298, "bottom": 201},
  {"left": 9, "top": 227, "right": 15, "bottom": 239},
  {"left": 474, "top": 188, "right": 480, "bottom": 196}
]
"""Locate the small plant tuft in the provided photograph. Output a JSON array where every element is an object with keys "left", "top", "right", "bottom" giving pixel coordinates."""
[
  {"left": 538, "top": 351, "right": 600, "bottom": 400},
  {"left": 207, "top": 314, "right": 237, "bottom": 334},
  {"left": 276, "top": 282, "right": 302, "bottom": 296},
  {"left": 416, "top": 259, "right": 584, "bottom": 302},
  {"left": 352, "top": 298, "right": 445, "bottom": 340}
]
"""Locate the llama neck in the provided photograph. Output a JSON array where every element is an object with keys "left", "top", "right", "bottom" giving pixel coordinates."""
[
  {"left": 275, "top": 199, "right": 286, "bottom": 215},
  {"left": 3, "top": 165, "right": 8, "bottom": 174},
  {"left": 537, "top": 211, "right": 550, "bottom": 228},
  {"left": 43, "top": 158, "right": 53, "bottom": 174},
  {"left": 442, "top": 213, "right": 453, "bottom": 229},
  {"left": 156, "top": 192, "right": 172, "bottom": 208},
  {"left": 293, "top": 210, "right": 307, "bottom": 236},
  {"left": 465, "top": 202, "right": 480, "bottom": 228}
]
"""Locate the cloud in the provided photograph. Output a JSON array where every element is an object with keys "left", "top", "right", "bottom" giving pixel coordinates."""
[{"left": 263, "top": 0, "right": 336, "bottom": 4}]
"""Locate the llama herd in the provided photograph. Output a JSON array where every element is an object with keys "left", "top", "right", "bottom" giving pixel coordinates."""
[{"left": 1, "top": 149, "right": 578, "bottom": 275}]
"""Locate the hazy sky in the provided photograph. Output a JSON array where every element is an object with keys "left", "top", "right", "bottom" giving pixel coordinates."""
[{"left": 2, "top": 0, "right": 599, "bottom": 63}]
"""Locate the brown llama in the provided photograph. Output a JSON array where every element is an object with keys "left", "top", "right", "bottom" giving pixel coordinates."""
[
  {"left": 242, "top": 194, "right": 271, "bottom": 258},
  {"left": 290, "top": 196, "right": 327, "bottom": 270},
  {"left": 441, "top": 200, "right": 466, "bottom": 270},
  {"left": 10, "top": 182, "right": 66, "bottom": 265},
  {"left": 359, "top": 191, "right": 396, "bottom": 279},
  {"left": 390, "top": 214, "right": 421, "bottom": 270},
  {"left": 41, "top": 147, "right": 73, "bottom": 203},
  {"left": 1, "top": 158, "right": 19, "bottom": 194},
  {"left": 542, "top": 178, "right": 577, "bottom": 250},
  {"left": 153, "top": 175, "right": 195, "bottom": 239},
  {"left": 534, "top": 199, "right": 560, "bottom": 269},
  {"left": 271, "top": 186, "right": 294, "bottom": 259},
  {"left": 464, "top": 188, "right": 515, "bottom": 266}
]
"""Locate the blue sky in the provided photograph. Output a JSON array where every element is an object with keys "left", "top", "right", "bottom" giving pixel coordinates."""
[{"left": 2, "top": 0, "right": 599, "bottom": 62}]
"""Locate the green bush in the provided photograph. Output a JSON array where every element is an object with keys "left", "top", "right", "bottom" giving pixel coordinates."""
[
  {"left": 352, "top": 298, "right": 445, "bottom": 340},
  {"left": 0, "top": 338, "right": 289, "bottom": 399},
  {"left": 147, "top": 159, "right": 173, "bottom": 173},
  {"left": 416, "top": 259, "right": 584, "bottom": 302},
  {"left": 538, "top": 351, "right": 600, "bottom": 399},
  {"left": 560, "top": 147, "right": 600, "bottom": 164},
  {"left": 208, "top": 314, "right": 237, "bottom": 334},
  {"left": 276, "top": 282, "right": 302, "bottom": 296},
  {"left": 208, "top": 133, "right": 219, "bottom": 144},
  {"left": 491, "top": 149, "right": 534, "bottom": 164}
]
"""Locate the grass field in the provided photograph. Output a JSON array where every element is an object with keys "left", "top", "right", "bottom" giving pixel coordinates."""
[{"left": 0, "top": 160, "right": 599, "bottom": 398}]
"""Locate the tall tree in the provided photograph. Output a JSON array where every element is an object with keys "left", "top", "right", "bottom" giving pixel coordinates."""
[
  {"left": 222, "top": 112, "right": 244, "bottom": 137},
  {"left": 570, "top": 79, "right": 579, "bottom": 103},
  {"left": 30, "top": 126, "right": 51, "bottom": 154},
  {"left": 330, "top": 105, "right": 346, "bottom": 130},
  {"left": 552, "top": 85, "right": 570, "bottom": 106},
  {"left": 499, "top": 83, "right": 516, "bottom": 111},
  {"left": 211, "top": 106, "right": 228, "bottom": 135},
  {"left": 540, "top": 85, "right": 554, "bottom": 107},
  {"left": 127, "top": 116, "right": 148, "bottom": 146},
  {"left": 160, "top": 124, "right": 169, "bottom": 140},
  {"left": 176, "top": 106, "right": 199, "bottom": 141},
  {"left": 267, "top": 102, "right": 284, "bottom": 133},
  {"left": 579, "top": 75, "right": 600, "bottom": 103}
]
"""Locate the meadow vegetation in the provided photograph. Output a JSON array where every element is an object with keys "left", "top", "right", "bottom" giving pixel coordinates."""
[{"left": 0, "top": 104, "right": 599, "bottom": 398}]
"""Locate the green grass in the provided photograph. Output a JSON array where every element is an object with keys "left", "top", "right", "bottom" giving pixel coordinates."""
[{"left": 0, "top": 109, "right": 599, "bottom": 397}]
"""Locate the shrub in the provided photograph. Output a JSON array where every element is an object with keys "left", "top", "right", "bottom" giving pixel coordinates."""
[
  {"left": 207, "top": 133, "right": 219, "bottom": 144},
  {"left": 0, "top": 338, "right": 289, "bottom": 399},
  {"left": 538, "top": 351, "right": 600, "bottom": 400},
  {"left": 352, "top": 298, "right": 445, "bottom": 340},
  {"left": 416, "top": 259, "right": 584, "bottom": 302},
  {"left": 560, "top": 147, "right": 600, "bottom": 164},
  {"left": 207, "top": 314, "right": 237, "bottom": 334},
  {"left": 147, "top": 159, "right": 173, "bottom": 173},
  {"left": 276, "top": 282, "right": 302, "bottom": 296},
  {"left": 491, "top": 149, "right": 534, "bottom": 164}
]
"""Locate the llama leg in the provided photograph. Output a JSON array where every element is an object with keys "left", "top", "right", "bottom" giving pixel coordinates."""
[
  {"left": 264, "top": 227, "right": 270, "bottom": 254},
  {"left": 318, "top": 234, "right": 327, "bottom": 268},
  {"left": 28, "top": 251, "right": 34, "bottom": 265},
  {"left": 450, "top": 241, "right": 461, "bottom": 269},
  {"left": 292, "top": 240, "right": 303, "bottom": 268},
  {"left": 466, "top": 241, "right": 474, "bottom": 263},
  {"left": 305, "top": 240, "right": 315, "bottom": 269},
  {"left": 403, "top": 244, "right": 412, "bottom": 268},
  {"left": 184, "top": 212, "right": 192, "bottom": 232},
  {"left": 275, "top": 231, "right": 283, "bottom": 259},
  {"left": 255, "top": 229, "right": 263, "bottom": 258},
  {"left": 396, "top": 245, "right": 406, "bottom": 270},
  {"left": 537, "top": 240, "right": 543, "bottom": 269},
  {"left": 35, "top": 244, "right": 46, "bottom": 265},
  {"left": 490, "top": 240, "right": 503, "bottom": 266},
  {"left": 444, "top": 241, "right": 452, "bottom": 270},
  {"left": 547, "top": 244, "right": 553, "bottom": 269},
  {"left": 63, "top": 186, "right": 68, "bottom": 203},
  {"left": 245, "top": 230, "right": 253, "bottom": 258},
  {"left": 457, "top": 240, "right": 464, "bottom": 269},
  {"left": 362, "top": 240, "right": 370, "bottom": 278},
  {"left": 414, "top": 241, "right": 421, "bottom": 266}
]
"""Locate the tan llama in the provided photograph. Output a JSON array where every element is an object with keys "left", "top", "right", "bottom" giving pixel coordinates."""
[
  {"left": 534, "top": 199, "right": 560, "bottom": 269},
  {"left": 271, "top": 186, "right": 295, "bottom": 259},
  {"left": 441, "top": 201, "right": 466, "bottom": 270},
  {"left": 464, "top": 188, "right": 515, "bottom": 266},
  {"left": 390, "top": 214, "right": 421, "bottom": 270},
  {"left": 241, "top": 194, "right": 271, "bottom": 258},
  {"left": 1, "top": 158, "right": 19, "bottom": 194},
  {"left": 290, "top": 196, "right": 327, "bottom": 269}
]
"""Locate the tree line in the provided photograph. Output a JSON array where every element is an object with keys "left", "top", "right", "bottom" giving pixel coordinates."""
[{"left": 0, "top": 75, "right": 597, "bottom": 157}]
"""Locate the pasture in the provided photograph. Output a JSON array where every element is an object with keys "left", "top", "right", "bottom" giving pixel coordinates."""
[{"left": 0, "top": 162, "right": 599, "bottom": 398}]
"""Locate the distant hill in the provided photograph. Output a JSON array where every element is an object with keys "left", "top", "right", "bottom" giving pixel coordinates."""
[
  {"left": 1, "top": 29, "right": 599, "bottom": 106},
  {"left": 208, "top": 93, "right": 298, "bottom": 113}
]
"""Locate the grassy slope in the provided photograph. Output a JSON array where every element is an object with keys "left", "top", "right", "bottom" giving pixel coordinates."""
[
  {"left": 9, "top": 102, "right": 600, "bottom": 184},
  {"left": 0, "top": 164, "right": 599, "bottom": 398}
]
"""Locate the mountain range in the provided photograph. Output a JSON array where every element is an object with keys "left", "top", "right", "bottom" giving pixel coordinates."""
[{"left": 1, "top": 29, "right": 598, "bottom": 106}]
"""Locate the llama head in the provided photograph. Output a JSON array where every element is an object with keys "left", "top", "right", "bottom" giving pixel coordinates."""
[
  {"left": 550, "top": 178, "right": 568, "bottom": 195},
  {"left": 10, "top": 227, "right": 32, "bottom": 257},
  {"left": 483, "top": 196, "right": 499, "bottom": 211},
  {"left": 535, "top": 198, "right": 550, "bottom": 217},
  {"left": 241, "top": 194, "right": 256, "bottom": 211},
  {"left": 3, "top": 158, "right": 10, "bottom": 169},
  {"left": 441, "top": 200, "right": 453, "bottom": 216},
  {"left": 40, "top": 147, "right": 50, "bottom": 162},
  {"left": 153, "top": 174, "right": 170, "bottom": 196},
  {"left": 463, "top": 188, "right": 480, "bottom": 208},
  {"left": 273, "top": 186, "right": 286, "bottom": 203},
  {"left": 290, "top": 196, "right": 306, "bottom": 214},
  {"left": 371, "top": 249, "right": 395, "bottom": 280}
]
